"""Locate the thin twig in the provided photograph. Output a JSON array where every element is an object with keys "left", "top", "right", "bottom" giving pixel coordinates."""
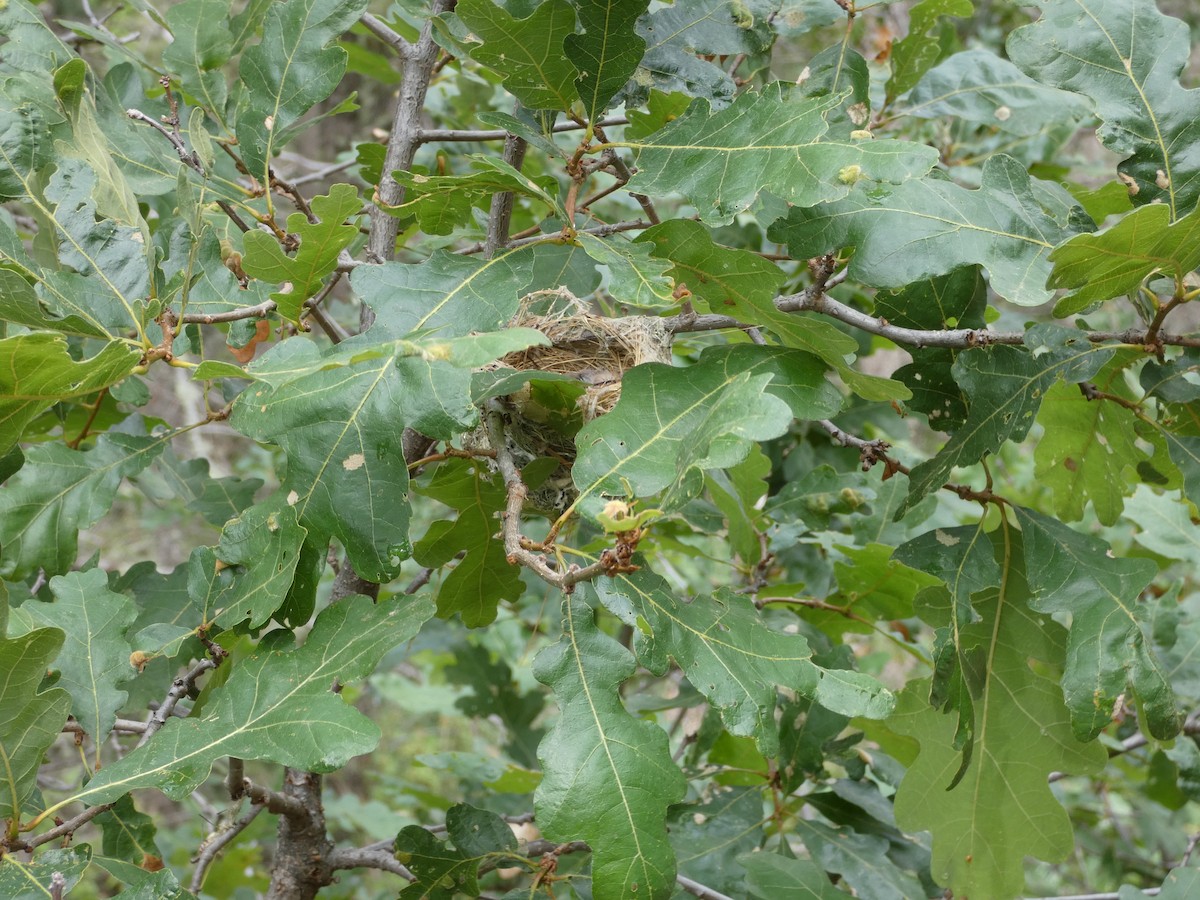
[
  {"left": 819, "top": 418, "right": 1006, "bottom": 506},
  {"left": 1049, "top": 713, "right": 1200, "bottom": 783},
  {"left": 62, "top": 718, "right": 146, "bottom": 736},
  {"left": 190, "top": 803, "right": 265, "bottom": 894},
  {"left": 360, "top": 11, "right": 413, "bottom": 57},
  {"left": 137, "top": 653, "right": 223, "bottom": 748},
  {"left": 417, "top": 116, "right": 628, "bottom": 144},
  {"left": 455, "top": 218, "right": 649, "bottom": 256},
  {"left": 180, "top": 300, "right": 276, "bottom": 325},
  {"left": 19, "top": 802, "right": 114, "bottom": 851},
  {"left": 659, "top": 282, "right": 1200, "bottom": 353},
  {"left": 677, "top": 873, "right": 736, "bottom": 900}
]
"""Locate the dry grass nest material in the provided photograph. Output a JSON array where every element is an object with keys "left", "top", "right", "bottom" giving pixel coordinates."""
[{"left": 500, "top": 292, "right": 672, "bottom": 422}]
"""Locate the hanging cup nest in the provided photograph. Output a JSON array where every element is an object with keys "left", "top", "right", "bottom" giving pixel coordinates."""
[{"left": 478, "top": 290, "right": 673, "bottom": 513}]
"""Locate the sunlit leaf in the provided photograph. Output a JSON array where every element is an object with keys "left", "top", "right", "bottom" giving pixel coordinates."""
[{"left": 0, "top": 334, "right": 140, "bottom": 455}]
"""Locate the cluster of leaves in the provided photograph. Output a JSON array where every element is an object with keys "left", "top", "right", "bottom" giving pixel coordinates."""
[{"left": 4, "top": 0, "right": 1200, "bottom": 898}]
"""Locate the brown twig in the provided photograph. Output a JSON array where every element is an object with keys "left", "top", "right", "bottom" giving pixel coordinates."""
[
  {"left": 484, "top": 402, "right": 606, "bottom": 590},
  {"left": 127, "top": 107, "right": 251, "bottom": 232},
  {"left": 818, "top": 419, "right": 1006, "bottom": 506},
  {"left": 62, "top": 718, "right": 145, "bottom": 736}
]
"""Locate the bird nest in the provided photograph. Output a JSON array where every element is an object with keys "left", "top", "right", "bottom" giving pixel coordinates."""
[
  {"left": 501, "top": 290, "right": 672, "bottom": 422},
  {"left": 478, "top": 290, "right": 673, "bottom": 512}
]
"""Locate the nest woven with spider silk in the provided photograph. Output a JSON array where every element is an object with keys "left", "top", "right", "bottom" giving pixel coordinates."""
[{"left": 481, "top": 291, "right": 673, "bottom": 512}]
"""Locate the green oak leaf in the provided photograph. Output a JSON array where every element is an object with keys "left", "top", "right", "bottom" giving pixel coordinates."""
[
  {"left": 891, "top": 520, "right": 999, "bottom": 763},
  {"left": 24, "top": 569, "right": 135, "bottom": 755},
  {"left": 1133, "top": 867, "right": 1200, "bottom": 900},
  {"left": 1033, "top": 351, "right": 1144, "bottom": 526},
  {"left": 381, "top": 157, "right": 561, "bottom": 235},
  {"left": 0, "top": 85, "right": 61, "bottom": 202},
  {"left": 770, "top": 154, "right": 1080, "bottom": 307},
  {"left": 793, "top": 817, "right": 928, "bottom": 900},
  {"left": 162, "top": 0, "right": 234, "bottom": 129},
  {"left": 42, "top": 593, "right": 436, "bottom": 814},
  {"left": 110, "top": 870, "right": 197, "bottom": 899},
  {"left": 40, "top": 159, "right": 153, "bottom": 335},
  {"left": 445, "top": 641, "right": 544, "bottom": 767},
  {"left": 0, "top": 218, "right": 130, "bottom": 338},
  {"left": 0, "top": 431, "right": 169, "bottom": 580},
  {"left": 0, "top": 847, "right": 90, "bottom": 900},
  {"left": 454, "top": 0, "right": 580, "bottom": 112},
  {"left": 0, "top": 0, "right": 75, "bottom": 76},
  {"left": 1048, "top": 202, "right": 1200, "bottom": 316},
  {"left": 566, "top": 0, "right": 649, "bottom": 121},
  {"left": 891, "top": 530, "right": 1108, "bottom": 899},
  {"left": 395, "top": 802, "right": 519, "bottom": 898},
  {"left": 231, "top": 339, "right": 473, "bottom": 583},
  {"left": 874, "top": 267, "right": 987, "bottom": 430},
  {"left": 590, "top": 572, "right": 892, "bottom": 756},
  {"left": 739, "top": 851, "right": 852, "bottom": 899},
  {"left": 1015, "top": 507, "right": 1178, "bottom": 741},
  {"left": 906, "top": 47, "right": 1090, "bottom": 139},
  {"left": 639, "top": 219, "right": 906, "bottom": 401},
  {"left": 53, "top": 57, "right": 142, "bottom": 227},
  {"left": 900, "top": 325, "right": 1113, "bottom": 514},
  {"left": 197, "top": 495, "right": 308, "bottom": 629},
  {"left": 241, "top": 183, "right": 362, "bottom": 322},
  {"left": 94, "top": 795, "right": 162, "bottom": 871},
  {"left": 577, "top": 232, "right": 676, "bottom": 308},
  {"left": 236, "top": 0, "right": 367, "bottom": 187},
  {"left": 571, "top": 345, "right": 826, "bottom": 516},
  {"left": 414, "top": 460, "right": 523, "bottom": 627},
  {"left": 885, "top": 0, "right": 972, "bottom": 101},
  {"left": 669, "top": 788, "right": 763, "bottom": 894},
  {"left": 1125, "top": 485, "right": 1200, "bottom": 563},
  {"left": 632, "top": 0, "right": 778, "bottom": 108},
  {"left": 394, "top": 826, "right": 476, "bottom": 899},
  {"left": 625, "top": 85, "right": 939, "bottom": 225},
  {"left": 350, "top": 246, "right": 534, "bottom": 340},
  {"left": 1008, "top": 0, "right": 1200, "bottom": 220},
  {"left": 0, "top": 333, "right": 140, "bottom": 455},
  {"left": 534, "top": 597, "right": 686, "bottom": 900},
  {"left": 147, "top": 451, "right": 264, "bottom": 527},
  {"left": 0, "top": 600, "right": 71, "bottom": 830}
]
